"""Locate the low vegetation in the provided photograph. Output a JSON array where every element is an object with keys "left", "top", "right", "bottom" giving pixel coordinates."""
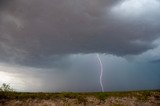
[
  {"left": 0, "top": 83, "right": 160, "bottom": 105},
  {"left": 0, "top": 90, "right": 160, "bottom": 101}
]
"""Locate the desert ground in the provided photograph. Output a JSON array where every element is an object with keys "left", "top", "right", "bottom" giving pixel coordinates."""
[{"left": 0, "top": 90, "right": 160, "bottom": 106}]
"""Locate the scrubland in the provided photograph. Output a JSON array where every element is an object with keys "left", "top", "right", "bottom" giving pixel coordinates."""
[{"left": 0, "top": 90, "right": 160, "bottom": 106}]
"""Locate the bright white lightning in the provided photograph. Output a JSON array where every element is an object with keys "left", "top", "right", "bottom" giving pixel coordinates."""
[{"left": 96, "top": 54, "right": 104, "bottom": 92}]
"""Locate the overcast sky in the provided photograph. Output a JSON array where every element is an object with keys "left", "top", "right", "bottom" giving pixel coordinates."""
[{"left": 0, "top": 0, "right": 160, "bottom": 92}]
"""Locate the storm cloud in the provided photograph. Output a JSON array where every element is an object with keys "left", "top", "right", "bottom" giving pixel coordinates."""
[{"left": 0, "top": 0, "right": 160, "bottom": 64}]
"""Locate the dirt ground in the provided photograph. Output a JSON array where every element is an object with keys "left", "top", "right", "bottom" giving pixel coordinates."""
[{"left": 0, "top": 96, "right": 160, "bottom": 106}]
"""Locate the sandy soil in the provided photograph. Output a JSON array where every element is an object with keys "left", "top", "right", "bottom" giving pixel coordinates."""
[{"left": 0, "top": 96, "right": 160, "bottom": 106}]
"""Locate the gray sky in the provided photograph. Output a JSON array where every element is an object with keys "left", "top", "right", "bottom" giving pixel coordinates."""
[{"left": 0, "top": 0, "right": 160, "bottom": 92}]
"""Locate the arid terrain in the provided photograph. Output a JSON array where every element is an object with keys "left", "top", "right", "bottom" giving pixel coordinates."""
[{"left": 0, "top": 90, "right": 160, "bottom": 106}]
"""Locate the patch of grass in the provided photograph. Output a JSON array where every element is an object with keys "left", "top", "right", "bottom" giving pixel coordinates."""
[
  {"left": 95, "top": 92, "right": 108, "bottom": 101},
  {"left": 61, "top": 92, "right": 78, "bottom": 99},
  {"left": 59, "top": 92, "right": 87, "bottom": 103},
  {"left": 77, "top": 95, "right": 87, "bottom": 103},
  {"left": 136, "top": 91, "right": 151, "bottom": 101}
]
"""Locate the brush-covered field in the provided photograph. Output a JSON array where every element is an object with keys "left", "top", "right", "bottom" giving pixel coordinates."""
[{"left": 0, "top": 90, "right": 160, "bottom": 106}]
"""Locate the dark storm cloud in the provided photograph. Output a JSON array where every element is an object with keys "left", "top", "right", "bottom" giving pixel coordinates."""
[
  {"left": 150, "top": 59, "right": 160, "bottom": 63},
  {"left": 0, "top": 0, "right": 9, "bottom": 7},
  {"left": 0, "top": 0, "right": 160, "bottom": 67}
]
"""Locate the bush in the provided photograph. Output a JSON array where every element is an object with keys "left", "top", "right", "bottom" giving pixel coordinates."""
[
  {"left": 96, "top": 93, "right": 108, "bottom": 102},
  {"left": 0, "top": 83, "right": 14, "bottom": 92}
]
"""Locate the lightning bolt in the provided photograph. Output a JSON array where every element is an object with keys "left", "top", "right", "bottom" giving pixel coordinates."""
[{"left": 96, "top": 54, "right": 104, "bottom": 92}]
